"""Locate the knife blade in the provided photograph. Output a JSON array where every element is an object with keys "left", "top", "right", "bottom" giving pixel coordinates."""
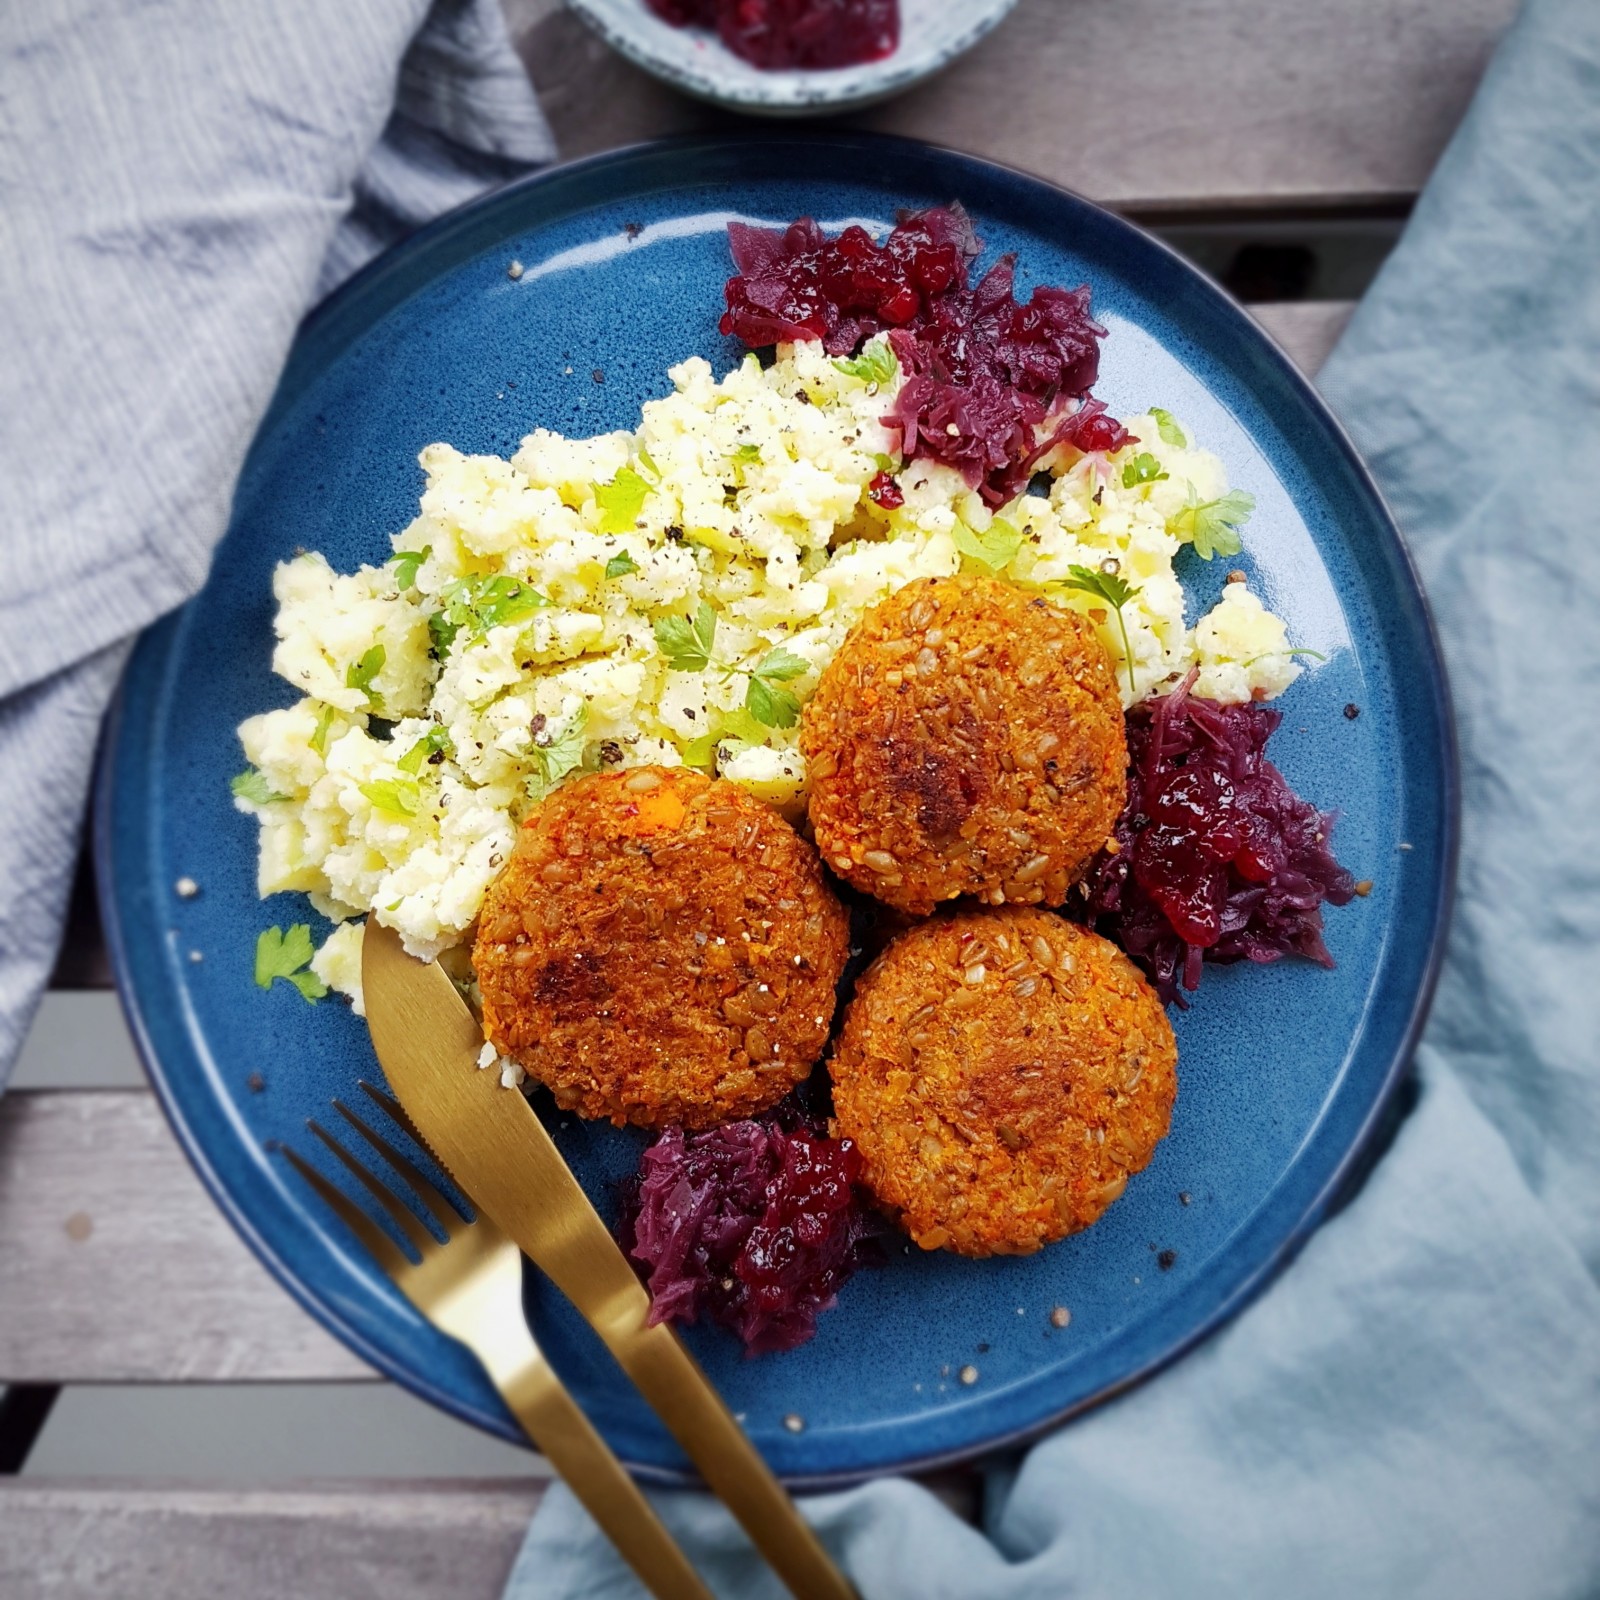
[{"left": 362, "top": 919, "right": 854, "bottom": 1600}]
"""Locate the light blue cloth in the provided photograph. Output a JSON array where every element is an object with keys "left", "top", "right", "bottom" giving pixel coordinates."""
[
  {"left": 509, "top": 1, "right": 1600, "bottom": 1594},
  {"left": 0, "top": 0, "right": 553, "bottom": 1082}
]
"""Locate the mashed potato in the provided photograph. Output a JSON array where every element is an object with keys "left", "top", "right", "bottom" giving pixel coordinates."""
[{"left": 234, "top": 337, "right": 1302, "bottom": 988}]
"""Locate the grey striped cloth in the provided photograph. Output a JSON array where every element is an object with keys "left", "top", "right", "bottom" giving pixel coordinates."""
[{"left": 0, "top": 0, "right": 554, "bottom": 1085}]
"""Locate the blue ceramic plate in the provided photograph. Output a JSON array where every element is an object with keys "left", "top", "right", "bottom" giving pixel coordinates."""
[{"left": 97, "top": 134, "right": 1455, "bottom": 1487}]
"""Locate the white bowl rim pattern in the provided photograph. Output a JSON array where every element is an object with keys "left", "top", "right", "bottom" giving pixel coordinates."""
[{"left": 564, "top": 0, "right": 1021, "bottom": 116}]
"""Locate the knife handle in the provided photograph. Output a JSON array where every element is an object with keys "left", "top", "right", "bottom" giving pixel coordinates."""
[
  {"left": 587, "top": 1294, "right": 856, "bottom": 1600},
  {"left": 482, "top": 1339, "right": 716, "bottom": 1600}
]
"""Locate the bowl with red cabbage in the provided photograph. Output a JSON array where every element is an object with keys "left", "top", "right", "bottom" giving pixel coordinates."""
[{"left": 564, "top": 0, "right": 1018, "bottom": 115}]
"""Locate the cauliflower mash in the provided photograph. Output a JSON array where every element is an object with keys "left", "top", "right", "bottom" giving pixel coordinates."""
[{"left": 235, "top": 337, "right": 1301, "bottom": 995}]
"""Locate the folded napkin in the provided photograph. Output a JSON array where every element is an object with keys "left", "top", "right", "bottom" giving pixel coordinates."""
[
  {"left": 0, "top": 0, "right": 553, "bottom": 1084},
  {"left": 509, "top": 0, "right": 1600, "bottom": 1594}
]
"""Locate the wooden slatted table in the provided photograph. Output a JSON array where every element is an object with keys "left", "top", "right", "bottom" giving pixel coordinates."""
[{"left": 0, "top": 1, "right": 1508, "bottom": 1593}]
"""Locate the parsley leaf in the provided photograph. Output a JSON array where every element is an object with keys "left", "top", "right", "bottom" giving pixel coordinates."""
[
  {"left": 345, "top": 644, "right": 386, "bottom": 704},
  {"left": 750, "top": 646, "right": 807, "bottom": 682},
  {"left": 740, "top": 647, "right": 809, "bottom": 729},
  {"left": 832, "top": 340, "right": 897, "bottom": 386},
  {"left": 254, "top": 924, "right": 326, "bottom": 1003},
  {"left": 1149, "top": 408, "right": 1187, "bottom": 449},
  {"left": 527, "top": 706, "right": 588, "bottom": 801},
  {"left": 389, "top": 545, "right": 430, "bottom": 591},
  {"left": 1059, "top": 563, "right": 1142, "bottom": 697},
  {"left": 952, "top": 516, "right": 1024, "bottom": 573},
  {"left": 654, "top": 602, "right": 717, "bottom": 672},
  {"left": 745, "top": 675, "right": 801, "bottom": 729},
  {"left": 309, "top": 703, "right": 337, "bottom": 758},
  {"left": 604, "top": 551, "right": 639, "bottom": 579},
  {"left": 230, "top": 767, "right": 288, "bottom": 805},
  {"left": 593, "top": 467, "right": 653, "bottom": 534},
  {"left": 428, "top": 574, "right": 548, "bottom": 655},
  {"left": 635, "top": 447, "right": 660, "bottom": 482},
  {"left": 397, "top": 727, "right": 454, "bottom": 774},
  {"left": 359, "top": 778, "right": 421, "bottom": 817},
  {"left": 734, "top": 444, "right": 763, "bottom": 465},
  {"left": 1121, "top": 452, "right": 1169, "bottom": 489},
  {"left": 1171, "top": 488, "right": 1255, "bottom": 561}
]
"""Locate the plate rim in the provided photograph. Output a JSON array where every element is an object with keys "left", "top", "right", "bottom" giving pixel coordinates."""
[{"left": 95, "top": 130, "right": 1460, "bottom": 1487}]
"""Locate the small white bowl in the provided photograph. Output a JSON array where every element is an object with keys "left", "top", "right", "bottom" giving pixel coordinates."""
[{"left": 564, "top": 0, "right": 1019, "bottom": 116}]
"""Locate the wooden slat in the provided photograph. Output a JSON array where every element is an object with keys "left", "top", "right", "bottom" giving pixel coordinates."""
[
  {"left": 0, "top": 1090, "right": 370, "bottom": 1382},
  {"left": 0, "top": 1480, "right": 543, "bottom": 1600},
  {"left": 508, "top": 0, "right": 1512, "bottom": 212},
  {"left": 1248, "top": 300, "right": 1354, "bottom": 378}
]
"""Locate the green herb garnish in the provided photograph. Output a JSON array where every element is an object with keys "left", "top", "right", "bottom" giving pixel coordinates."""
[
  {"left": 1120, "top": 452, "right": 1169, "bottom": 489},
  {"left": 345, "top": 643, "right": 386, "bottom": 704},
  {"left": 389, "top": 545, "right": 430, "bottom": 591},
  {"left": 359, "top": 778, "right": 421, "bottom": 817},
  {"left": 832, "top": 340, "right": 897, "bottom": 386},
  {"left": 1171, "top": 488, "right": 1255, "bottom": 561},
  {"left": 951, "top": 516, "right": 1024, "bottom": 574},
  {"left": 593, "top": 466, "right": 653, "bottom": 534},
  {"left": 734, "top": 444, "right": 763, "bottom": 466},
  {"left": 1242, "top": 646, "right": 1329, "bottom": 666},
  {"left": 254, "top": 924, "right": 326, "bottom": 1003},
  {"left": 309, "top": 703, "right": 337, "bottom": 758},
  {"left": 740, "top": 646, "right": 807, "bottom": 730},
  {"left": 1060, "top": 563, "right": 1142, "bottom": 697},
  {"left": 654, "top": 602, "right": 717, "bottom": 673},
  {"left": 527, "top": 706, "right": 588, "bottom": 801},
  {"left": 428, "top": 574, "right": 548, "bottom": 655},
  {"left": 1150, "top": 408, "right": 1187, "bottom": 449},
  {"left": 679, "top": 728, "right": 722, "bottom": 768},
  {"left": 397, "top": 727, "right": 454, "bottom": 774},
  {"left": 604, "top": 551, "right": 639, "bottom": 579},
  {"left": 230, "top": 768, "right": 288, "bottom": 805}
]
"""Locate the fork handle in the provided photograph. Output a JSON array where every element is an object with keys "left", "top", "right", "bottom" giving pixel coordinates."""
[{"left": 483, "top": 1343, "right": 717, "bottom": 1600}]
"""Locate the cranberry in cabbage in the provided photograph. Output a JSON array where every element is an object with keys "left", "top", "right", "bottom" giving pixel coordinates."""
[
  {"left": 617, "top": 1111, "right": 882, "bottom": 1354},
  {"left": 1083, "top": 674, "right": 1357, "bottom": 1004}
]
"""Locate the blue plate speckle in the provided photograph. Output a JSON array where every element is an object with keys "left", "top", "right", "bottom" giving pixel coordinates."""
[{"left": 96, "top": 134, "right": 1456, "bottom": 1487}]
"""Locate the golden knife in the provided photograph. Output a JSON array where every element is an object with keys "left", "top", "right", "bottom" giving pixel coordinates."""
[{"left": 362, "top": 919, "right": 855, "bottom": 1600}]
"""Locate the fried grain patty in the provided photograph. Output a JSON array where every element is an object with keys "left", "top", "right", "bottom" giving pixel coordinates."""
[
  {"left": 800, "top": 575, "right": 1127, "bottom": 915},
  {"left": 829, "top": 908, "right": 1176, "bottom": 1257},
  {"left": 474, "top": 768, "right": 849, "bottom": 1129}
]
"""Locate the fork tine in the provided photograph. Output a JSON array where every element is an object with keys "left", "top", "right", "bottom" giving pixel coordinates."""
[
  {"left": 334, "top": 1095, "right": 470, "bottom": 1238},
  {"left": 359, "top": 1080, "right": 427, "bottom": 1151},
  {"left": 279, "top": 1143, "right": 413, "bottom": 1278},
  {"left": 308, "top": 1118, "right": 438, "bottom": 1256}
]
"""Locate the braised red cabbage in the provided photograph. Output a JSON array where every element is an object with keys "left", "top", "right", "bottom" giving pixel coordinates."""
[
  {"left": 1083, "top": 674, "right": 1357, "bottom": 1004},
  {"left": 617, "top": 1110, "right": 882, "bottom": 1354},
  {"left": 645, "top": 0, "right": 898, "bottom": 70},
  {"left": 720, "top": 205, "right": 1125, "bottom": 504}
]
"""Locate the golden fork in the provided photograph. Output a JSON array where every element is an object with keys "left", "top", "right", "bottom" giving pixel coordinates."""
[{"left": 280, "top": 1084, "right": 715, "bottom": 1600}]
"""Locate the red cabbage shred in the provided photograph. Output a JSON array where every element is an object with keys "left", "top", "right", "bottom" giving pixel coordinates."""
[
  {"left": 1082, "top": 675, "right": 1357, "bottom": 1006},
  {"left": 720, "top": 204, "right": 1128, "bottom": 505},
  {"left": 645, "top": 0, "right": 898, "bottom": 70},
  {"left": 618, "top": 1112, "right": 882, "bottom": 1355}
]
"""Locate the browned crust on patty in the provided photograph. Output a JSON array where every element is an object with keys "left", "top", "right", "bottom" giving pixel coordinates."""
[
  {"left": 829, "top": 908, "right": 1177, "bottom": 1257},
  {"left": 474, "top": 768, "right": 850, "bottom": 1129},
  {"left": 800, "top": 575, "right": 1128, "bottom": 915}
]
